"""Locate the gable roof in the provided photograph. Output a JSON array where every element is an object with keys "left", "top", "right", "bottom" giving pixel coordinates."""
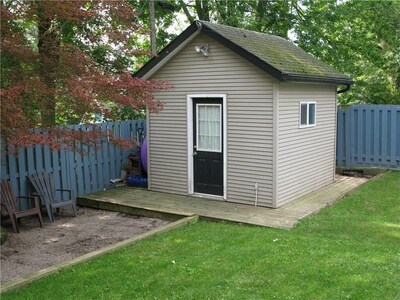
[{"left": 135, "top": 20, "right": 352, "bottom": 85}]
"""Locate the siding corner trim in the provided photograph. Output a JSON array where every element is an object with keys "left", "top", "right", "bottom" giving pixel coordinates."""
[{"left": 272, "top": 83, "right": 279, "bottom": 208}]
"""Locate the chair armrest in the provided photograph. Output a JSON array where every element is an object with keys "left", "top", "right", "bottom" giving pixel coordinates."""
[
  {"left": 56, "top": 189, "right": 72, "bottom": 192},
  {"left": 30, "top": 192, "right": 43, "bottom": 197},
  {"left": 17, "top": 196, "right": 37, "bottom": 200}
]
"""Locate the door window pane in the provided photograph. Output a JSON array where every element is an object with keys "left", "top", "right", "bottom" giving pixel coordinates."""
[{"left": 197, "top": 104, "right": 221, "bottom": 152}]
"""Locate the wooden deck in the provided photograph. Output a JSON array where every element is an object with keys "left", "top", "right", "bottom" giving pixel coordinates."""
[{"left": 77, "top": 176, "right": 368, "bottom": 229}]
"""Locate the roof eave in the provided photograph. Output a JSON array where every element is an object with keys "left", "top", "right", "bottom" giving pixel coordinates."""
[{"left": 283, "top": 73, "right": 354, "bottom": 85}]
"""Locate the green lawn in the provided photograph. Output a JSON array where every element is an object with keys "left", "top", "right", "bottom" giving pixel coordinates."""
[{"left": 3, "top": 172, "right": 400, "bottom": 299}]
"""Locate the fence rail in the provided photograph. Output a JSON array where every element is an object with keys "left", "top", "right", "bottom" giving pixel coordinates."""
[
  {"left": 337, "top": 104, "right": 400, "bottom": 169},
  {"left": 1, "top": 120, "right": 146, "bottom": 205}
]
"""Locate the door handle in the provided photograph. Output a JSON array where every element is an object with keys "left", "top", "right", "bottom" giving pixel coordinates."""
[{"left": 193, "top": 151, "right": 197, "bottom": 156}]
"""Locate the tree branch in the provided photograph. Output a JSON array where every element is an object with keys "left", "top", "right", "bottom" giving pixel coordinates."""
[{"left": 179, "top": 0, "right": 195, "bottom": 23}]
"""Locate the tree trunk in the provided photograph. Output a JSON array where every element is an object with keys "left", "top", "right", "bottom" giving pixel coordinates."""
[
  {"left": 255, "top": 0, "right": 267, "bottom": 32},
  {"left": 179, "top": 0, "right": 195, "bottom": 23},
  {"left": 195, "top": 0, "right": 210, "bottom": 21},
  {"left": 149, "top": 0, "right": 157, "bottom": 57},
  {"left": 37, "top": 3, "right": 59, "bottom": 127}
]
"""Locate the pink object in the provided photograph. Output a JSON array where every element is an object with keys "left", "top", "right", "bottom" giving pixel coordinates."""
[{"left": 141, "top": 137, "right": 148, "bottom": 172}]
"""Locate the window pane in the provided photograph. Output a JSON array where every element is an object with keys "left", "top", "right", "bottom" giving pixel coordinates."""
[
  {"left": 197, "top": 105, "right": 221, "bottom": 152},
  {"left": 300, "top": 103, "right": 308, "bottom": 125},
  {"left": 308, "top": 103, "right": 316, "bottom": 125}
]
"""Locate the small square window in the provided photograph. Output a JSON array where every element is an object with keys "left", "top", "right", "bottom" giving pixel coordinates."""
[{"left": 300, "top": 102, "right": 316, "bottom": 127}]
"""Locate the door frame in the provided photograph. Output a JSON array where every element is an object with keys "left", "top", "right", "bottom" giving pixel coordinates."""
[{"left": 187, "top": 94, "right": 227, "bottom": 200}]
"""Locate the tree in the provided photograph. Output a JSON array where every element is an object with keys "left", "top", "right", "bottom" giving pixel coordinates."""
[
  {"left": 128, "top": 0, "right": 178, "bottom": 68},
  {"left": 178, "top": 0, "right": 300, "bottom": 38},
  {"left": 295, "top": 0, "right": 400, "bottom": 104},
  {"left": 1, "top": 0, "right": 171, "bottom": 151}
]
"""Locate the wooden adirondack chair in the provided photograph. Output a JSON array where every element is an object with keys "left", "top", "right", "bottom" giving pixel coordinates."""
[
  {"left": 0, "top": 180, "right": 43, "bottom": 233},
  {"left": 28, "top": 172, "right": 77, "bottom": 222}
]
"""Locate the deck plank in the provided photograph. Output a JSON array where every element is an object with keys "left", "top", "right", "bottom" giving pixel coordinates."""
[{"left": 78, "top": 176, "right": 368, "bottom": 229}]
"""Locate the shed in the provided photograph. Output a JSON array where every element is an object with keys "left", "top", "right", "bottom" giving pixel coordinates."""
[{"left": 135, "top": 21, "right": 352, "bottom": 208}]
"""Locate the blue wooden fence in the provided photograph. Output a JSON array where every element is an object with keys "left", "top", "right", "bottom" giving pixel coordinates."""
[
  {"left": 1, "top": 120, "right": 146, "bottom": 204},
  {"left": 337, "top": 104, "right": 400, "bottom": 169}
]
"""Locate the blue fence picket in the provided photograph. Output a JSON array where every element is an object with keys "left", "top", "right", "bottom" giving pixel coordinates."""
[
  {"left": 74, "top": 126, "right": 85, "bottom": 195},
  {"left": 397, "top": 110, "right": 400, "bottom": 159},
  {"left": 26, "top": 146, "right": 36, "bottom": 178},
  {"left": 34, "top": 129, "right": 44, "bottom": 173},
  {"left": 391, "top": 109, "right": 398, "bottom": 166},
  {"left": 381, "top": 107, "right": 388, "bottom": 165},
  {"left": 336, "top": 110, "right": 344, "bottom": 166},
  {"left": 337, "top": 104, "right": 400, "bottom": 169},
  {"left": 345, "top": 107, "right": 352, "bottom": 168},
  {"left": 100, "top": 122, "right": 111, "bottom": 188},
  {"left": 17, "top": 147, "right": 28, "bottom": 200},
  {"left": 60, "top": 149, "right": 68, "bottom": 191},
  {"left": 89, "top": 138, "right": 98, "bottom": 193},
  {"left": 114, "top": 121, "right": 123, "bottom": 178},
  {"left": 108, "top": 123, "right": 117, "bottom": 180},
  {"left": 52, "top": 149, "right": 61, "bottom": 191},
  {"left": 43, "top": 144, "right": 52, "bottom": 174},
  {"left": 95, "top": 134, "right": 104, "bottom": 191},
  {"left": 373, "top": 106, "right": 380, "bottom": 165},
  {"left": 1, "top": 143, "right": 8, "bottom": 180},
  {"left": 365, "top": 108, "right": 372, "bottom": 164},
  {"left": 81, "top": 127, "right": 91, "bottom": 195},
  {"left": 7, "top": 149, "right": 18, "bottom": 198},
  {"left": 67, "top": 146, "right": 77, "bottom": 199}
]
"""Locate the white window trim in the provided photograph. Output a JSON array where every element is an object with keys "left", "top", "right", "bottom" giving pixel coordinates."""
[
  {"left": 299, "top": 101, "right": 317, "bottom": 128},
  {"left": 196, "top": 103, "right": 222, "bottom": 153},
  {"left": 187, "top": 94, "right": 227, "bottom": 200}
]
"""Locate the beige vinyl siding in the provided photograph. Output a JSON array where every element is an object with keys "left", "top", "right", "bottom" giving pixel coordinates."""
[
  {"left": 149, "top": 34, "right": 275, "bottom": 207},
  {"left": 276, "top": 83, "right": 336, "bottom": 207}
]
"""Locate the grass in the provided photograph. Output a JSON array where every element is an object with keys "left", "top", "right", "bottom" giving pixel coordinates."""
[{"left": 3, "top": 172, "right": 400, "bottom": 299}]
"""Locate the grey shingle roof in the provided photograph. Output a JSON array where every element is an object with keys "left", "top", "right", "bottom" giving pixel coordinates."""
[
  {"left": 135, "top": 20, "right": 352, "bottom": 85},
  {"left": 200, "top": 21, "right": 351, "bottom": 84}
]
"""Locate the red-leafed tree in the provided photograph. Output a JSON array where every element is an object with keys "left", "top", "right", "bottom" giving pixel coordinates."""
[{"left": 1, "top": 0, "right": 171, "bottom": 151}]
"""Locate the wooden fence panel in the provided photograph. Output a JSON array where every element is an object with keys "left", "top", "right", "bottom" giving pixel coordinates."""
[
  {"left": 337, "top": 104, "right": 400, "bottom": 168},
  {"left": 1, "top": 120, "right": 146, "bottom": 209}
]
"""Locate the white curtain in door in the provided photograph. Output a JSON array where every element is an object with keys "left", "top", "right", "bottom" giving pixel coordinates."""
[{"left": 197, "top": 104, "right": 221, "bottom": 152}]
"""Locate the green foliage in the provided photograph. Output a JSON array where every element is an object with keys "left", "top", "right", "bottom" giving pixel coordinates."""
[
  {"left": 3, "top": 172, "right": 400, "bottom": 299},
  {"left": 295, "top": 0, "right": 400, "bottom": 104},
  {"left": 1, "top": 1, "right": 171, "bottom": 150},
  {"left": 109, "top": 105, "right": 146, "bottom": 121},
  {"left": 179, "top": 0, "right": 300, "bottom": 38}
]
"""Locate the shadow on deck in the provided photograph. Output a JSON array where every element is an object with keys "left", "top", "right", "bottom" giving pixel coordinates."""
[{"left": 77, "top": 176, "right": 368, "bottom": 229}]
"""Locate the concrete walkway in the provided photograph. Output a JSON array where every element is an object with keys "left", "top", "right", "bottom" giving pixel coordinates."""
[{"left": 78, "top": 176, "right": 368, "bottom": 229}]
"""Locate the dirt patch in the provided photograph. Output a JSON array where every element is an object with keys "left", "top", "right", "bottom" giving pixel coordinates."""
[{"left": 0, "top": 207, "right": 169, "bottom": 284}]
